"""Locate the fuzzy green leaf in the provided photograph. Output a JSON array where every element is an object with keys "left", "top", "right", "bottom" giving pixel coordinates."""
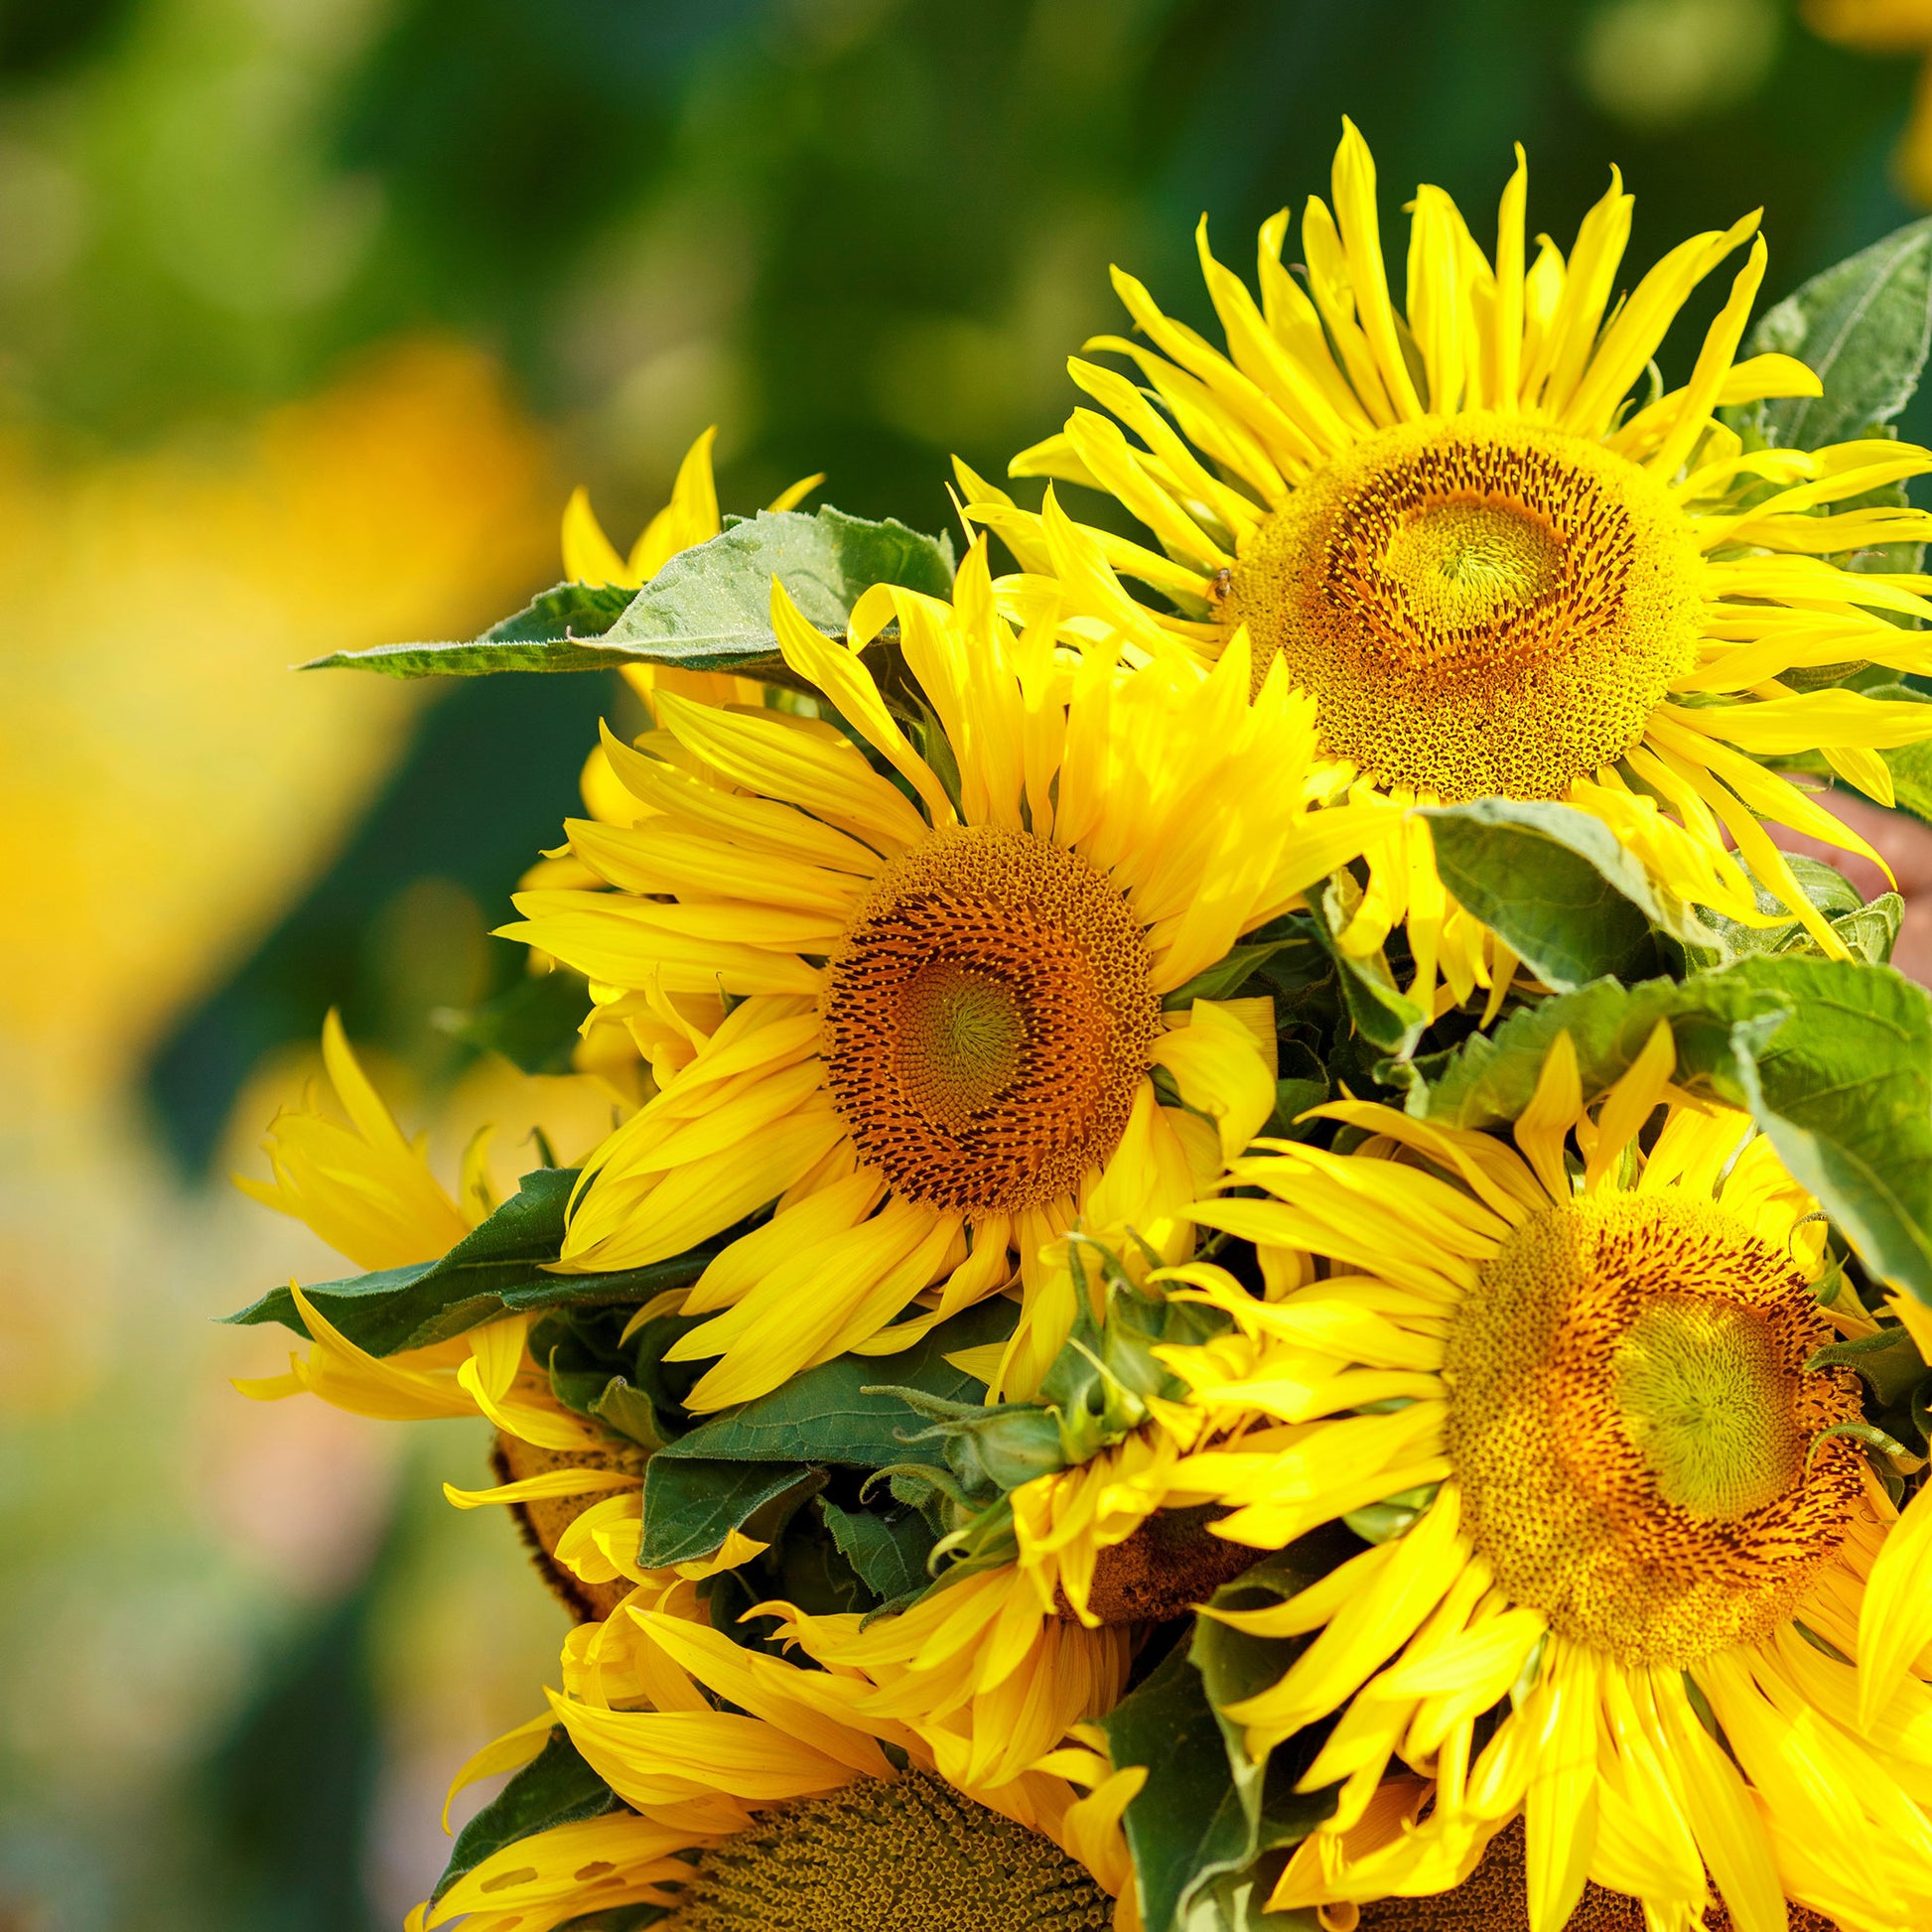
[
  {"left": 432, "top": 1728, "right": 621, "bottom": 1905},
  {"left": 650, "top": 1298, "right": 1014, "bottom": 1470},
  {"left": 1734, "top": 217, "right": 1932, "bottom": 450},
  {"left": 818, "top": 1496, "right": 934, "bottom": 1601},
  {"left": 307, "top": 508, "right": 955, "bottom": 678},
  {"left": 1309, "top": 876, "right": 1427, "bottom": 1056},
  {"left": 1420, "top": 799, "right": 1695, "bottom": 991},
  {"left": 305, "top": 580, "right": 637, "bottom": 676},
  {"left": 224, "top": 1168, "right": 711, "bottom": 1355}
]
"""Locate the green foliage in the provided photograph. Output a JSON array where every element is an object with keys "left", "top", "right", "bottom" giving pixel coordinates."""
[
  {"left": 1098, "top": 1545, "right": 1342, "bottom": 1932},
  {"left": 432, "top": 1728, "right": 621, "bottom": 1906},
  {"left": 225, "top": 1169, "right": 714, "bottom": 1355},
  {"left": 1687, "top": 854, "right": 1901, "bottom": 970},
  {"left": 638, "top": 1461, "right": 827, "bottom": 1572},
  {"left": 1307, "top": 876, "right": 1427, "bottom": 1057},
  {"left": 635, "top": 1300, "right": 1012, "bottom": 1570},
  {"left": 1421, "top": 799, "right": 1690, "bottom": 991},
  {"left": 306, "top": 508, "right": 955, "bottom": 678},
  {"left": 1729, "top": 217, "right": 1932, "bottom": 451},
  {"left": 433, "top": 968, "right": 593, "bottom": 1075},
  {"left": 305, "top": 581, "right": 636, "bottom": 676},
  {"left": 819, "top": 1495, "right": 934, "bottom": 1602},
  {"left": 1409, "top": 959, "right": 1932, "bottom": 1305}
]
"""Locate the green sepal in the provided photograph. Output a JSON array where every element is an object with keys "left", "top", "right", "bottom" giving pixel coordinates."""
[
  {"left": 431, "top": 1727, "right": 622, "bottom": 1906},
  {"left": 1420, "top": 798, "right": 1701, "bottom": 991},
  {"left": 223, "top": 1168, "right": 715, "bottom": 1356},
  {"left": 306, "top": 507, "right": 955, "bottom": 679},
  {"left": 434, "top": 969, "right": 593, "bottom": 1075},
  {"left": 1725, "top": 217, "right": 1932, "bottom": 452},
  {"left": 1806, "top": 1322, "right": 1929, "bottom": 1407},
  {"left": 1409, "top": 959, "right": 1932, "bottom": 1306}
]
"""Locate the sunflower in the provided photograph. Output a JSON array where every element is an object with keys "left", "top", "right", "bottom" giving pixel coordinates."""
[
  {"left": 232, "top": 1011, "right": 602, "bottom": 1453},
  {"left": 500, "top": 545, "right": 1398, "bottom": 1410},
  {"left": 961, "top": 120, "right": 1932, "bottom": 976},
  {"left": 1139, "top": 1027, "right": 1932, "bottom": 1932},
  {"left": 768, "top": 1222, "right": 1302, "bottom": 1789},
  {"left": 412, "top": 1562, "right": 1144, "bottom": 1932}
]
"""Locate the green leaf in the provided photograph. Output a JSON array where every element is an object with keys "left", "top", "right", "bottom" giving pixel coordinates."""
[
  {"left": 1164, "top": 932, "right": 1321, "bottom": 1010},
  {"left": 1101, "top": 1544, "right": 1342, "bottom": 1932},
  {"left": 1686, "top": 854, "right": 1900, "bottom": 970},
  {"left": 1420, "top": 800, "right": 1695, "bottom": 991},
  {"left": 1411, "top": 959, "right": 1932, "bottom": 1306},
  {"left": 588, "top": 1377, "right": 666, "bottom": 1452},
  {"left": 1731, "top": 217, "right": 1932, "bottom": 451},
  {"left": 434, "top": 969, "right": 593, "bottom": 1075},
  {"left": 432, "top": 1728, "right": 621, "bottom": 1905},
  {"left": 637, "top": 1460, "right": 825, "bottom": 1571},
  {"left": 307, "top": 507, "right": 955, "bottom": 679},
  {"left": 1099, "top": 1641, "right": 1254, "bottom": 1932},
  {"left": 818, "top": 1496, "right": 935, "bottom": 1601},
  {"left": 1718, "top": 956, "right": 1932, "bottom": 1308},
  {"left": 305, "top": 580, "right": 636, "bottom": 676},
  {"left": 649, "top": 1298, "right": 1015, "bottom": 1470},
  {"left": 224, "top": 1169, "right": 713, "bottom": 1356}
]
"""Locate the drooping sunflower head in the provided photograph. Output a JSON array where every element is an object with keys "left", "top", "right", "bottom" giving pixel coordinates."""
[
  {"left": 964, "top": 118, "right": 1932, "bottom": 964},
  {"left": 1167, "top": 1027, "right": 1930, "bottom": 1930}
]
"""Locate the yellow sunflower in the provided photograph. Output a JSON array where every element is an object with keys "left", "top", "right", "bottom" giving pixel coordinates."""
[
  {"left": 768, "top": 1221, "right": 1306, "bottom": 1790},
  {"left": 501, "top": 545, "right": 1398, "bottom": 1410},
  {"left": 232, "top": 1011, "right": 601, "bottom": 1453},
  {"left": 962, "top": 120, "right": 1932, "bottom": 973},
  {"left": 413, "top": 1557, "right": 1143, "bottom": 1932},
  {"left": 1137, "top": 1028, "right": 1932, "bottom": 1932}
]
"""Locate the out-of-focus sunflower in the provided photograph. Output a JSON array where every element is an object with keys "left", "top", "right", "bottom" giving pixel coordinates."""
[
  {"left": 502, "top": 546, "right": 1400, "bottom": 1412},
  {"left": 409, "top": 1554, "right": 1143, "bottom": 1932},
  {"left": 1806, "top": 0, "right": 1932, "bottom": 206},
  {"left": 1136, "top": 1028, "right": 1932, "bottom": 1931},
  {"left": 963, "top": 121, "right": 1932, "bottom": 982}
]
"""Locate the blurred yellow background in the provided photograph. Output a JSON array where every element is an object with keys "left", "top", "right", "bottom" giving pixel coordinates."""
[{"left": 2, "top": 1, "right": 1930, "bottom": 1926}]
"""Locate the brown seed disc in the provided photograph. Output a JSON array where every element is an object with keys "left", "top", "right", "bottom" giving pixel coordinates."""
[
  {"left": 1445, "top": 1193, "right": 1862, "bottom": 1669},
  {"left": 820, "top": 825, "right": 1159, "bottom": 1215},
  {"left": 1229, "top": 412, "right": 1702, "bottom": 800}
]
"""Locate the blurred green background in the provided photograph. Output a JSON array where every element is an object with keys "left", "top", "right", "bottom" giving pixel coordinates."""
[{"left": 0, "top": 1, "right": 1925, "bottom": 1926}]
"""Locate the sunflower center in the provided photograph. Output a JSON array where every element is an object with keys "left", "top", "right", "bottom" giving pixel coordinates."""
[
  {"left": 662, "top": 1770, "right": 1112, "bottom": 1932},
  {"left": 896, "top": 963, "right": 1030, "bottom": 1129},
  {"left": 821, "top": 825, "right": 1159, "bottom": 1215},
  {"left": 1355, "top": 1816, "right": 1836, "bottom": 1929},
  {"left": 1379, "top": 498, "right": 1565, "bottom": 635},
  {"left": 1228, "top": 412, "right": 1703, "bottom": 800},
  {"left": 1443, "top": 1192, "right": 1861, "bottom": 1668},
  {"left": 1614, "top": 1296, "right": 1804, "bottom": 1519}
]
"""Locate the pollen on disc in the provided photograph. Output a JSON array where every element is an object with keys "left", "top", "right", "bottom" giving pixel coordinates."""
[
  {"left": 1230, "top": 411, "right": 1703, "bottom": 800},
  {"left": 819, "top": 825, "right": 1158, "bottom": 1216}
]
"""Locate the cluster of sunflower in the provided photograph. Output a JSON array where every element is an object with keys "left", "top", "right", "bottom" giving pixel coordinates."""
[{"left": 229, "top": 125, "right": 1932, "bottom": 1932}]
